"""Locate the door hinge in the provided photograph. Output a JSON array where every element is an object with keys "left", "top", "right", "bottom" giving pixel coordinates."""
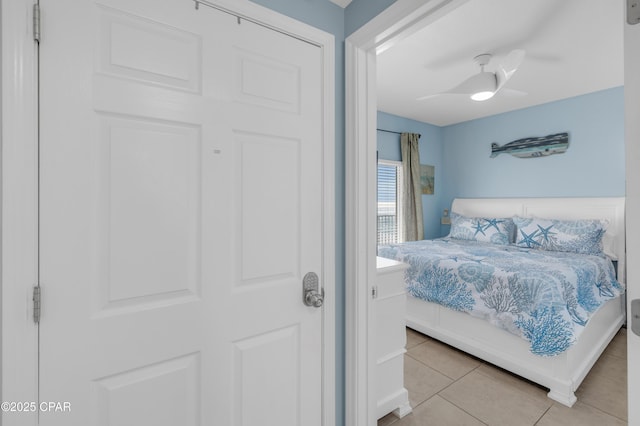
[
  {"left": 33, "top": 285, "right": 41, "bottom": 324},
  {"left": 33, "top": 3, "right": 41, "bottom": 43},
  {"left": 371, "top": 286, "right": 378, "bottom": 299}
]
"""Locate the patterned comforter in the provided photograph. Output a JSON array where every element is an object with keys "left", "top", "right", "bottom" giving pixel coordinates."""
[{"left": 378, "top": 238, "right": 624, "bottom": 356}]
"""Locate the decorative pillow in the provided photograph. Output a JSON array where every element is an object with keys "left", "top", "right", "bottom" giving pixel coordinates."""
[
  {"left": 512, "top": 216, "right": 607, "bottom": 255},
  {"left": 449, "top": 212, "right": 515, "bottom": 245}
]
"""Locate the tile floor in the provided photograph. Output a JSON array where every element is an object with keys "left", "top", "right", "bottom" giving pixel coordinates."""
[{"left": 378, "top": 327, "right": 628, "bottom": 426}]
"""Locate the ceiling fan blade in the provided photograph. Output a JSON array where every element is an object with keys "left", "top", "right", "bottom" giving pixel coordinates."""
[
  {"left": 416, "top": 93, "right": 443, "bottom": 101},
  {"left": 416, "top": 92, "right": 471, "bottom": 101},
  {"left": 496, "top": 49, "right": 525, "bottom": 91},
  {"left": 417, "top": 72, "right": 496, "bottom": 101},
  {"left": 447, "top": 73, "right": 489, "bottom": 94},
  {"left": 499, "top": 88, "right": 528, "bottom": 97},
  {"left": 416, "top": 79, "right": 473, "bottom": 101}
]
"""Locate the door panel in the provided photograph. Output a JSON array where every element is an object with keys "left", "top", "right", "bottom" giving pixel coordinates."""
[
  {"left": 233, "top": 326, "right": 300, "bottom": 425},
  {"left": 39, "top": 1, "right": 324, "bottom": 425},
  {"left": 233, "top": 49, "right": 301, "bottom": 113},
  {"left": 92, "top": 353, "right": 201, "bottom": 426},
  {"left": 97, "top": 116, "right": 201, "bottom": 307},
  {"left": 236, "top": 133, "right": 300, "bottom": 282},
  {"left": 97, "top": 5, "right": 202, "bottom": 92}
]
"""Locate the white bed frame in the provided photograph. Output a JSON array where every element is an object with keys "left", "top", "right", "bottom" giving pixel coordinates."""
[{"left": 406, "top": 197, "right": 626, "bottom": 407}]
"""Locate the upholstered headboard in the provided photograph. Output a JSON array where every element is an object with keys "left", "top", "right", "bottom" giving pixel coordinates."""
[{"left": 451, "top": 197, "right": 626, "bottom": 284}]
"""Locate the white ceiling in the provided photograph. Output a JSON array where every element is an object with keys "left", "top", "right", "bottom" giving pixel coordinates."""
[{"left": 376, "top": 0, "right": 624, "bottom": 127}]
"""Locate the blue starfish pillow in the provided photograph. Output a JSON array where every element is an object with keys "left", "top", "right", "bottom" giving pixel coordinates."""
[
  {"left": 449, "top": 212, "right": 515, "bottom": 245},
  {"left": 512, "top": 216, "right": 606, "bottom": 256}
]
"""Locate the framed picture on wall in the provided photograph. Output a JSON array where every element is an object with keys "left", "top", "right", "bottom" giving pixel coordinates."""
[{"left": 420, "top": 164, "right": 434, "bottom": 195}]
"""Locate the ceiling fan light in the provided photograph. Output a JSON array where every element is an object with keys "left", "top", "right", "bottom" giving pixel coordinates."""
[
  {"left": 470, "top": 90, "right": 495, "bottom": 101},
  {"left": 467, "top": 72, "right": 496, "bottom": 101}
]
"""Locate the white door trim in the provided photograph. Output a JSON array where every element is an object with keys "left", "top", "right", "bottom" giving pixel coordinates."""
[
  {"left": 344, "top": 1, "right": 472, "bottom": 425},
  {"left": 624, "top": 12, "right": 640, "bottom": 425},
  {"left": 1, "top": 1, "right": 335, "bottom": 425},
  {"left": 1, "top": 1, "right": 40, "bottom": 423}
]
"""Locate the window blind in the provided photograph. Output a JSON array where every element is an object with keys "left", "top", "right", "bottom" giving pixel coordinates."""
[{"left": 377, "top": 162, "right": 401, "bottom": 245}]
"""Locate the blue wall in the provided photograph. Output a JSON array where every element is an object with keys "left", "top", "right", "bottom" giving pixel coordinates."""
[
  {"left": 441, "top": 87, "right": 625, "bottom": 216},
  {"left": 377, "top": 111, "right": 445, "bottom": 239},
  {"left": 345, "top": 0, "right": 396, "bottom": 36},
  {"left": 378, "top": 87, "right": 625, "bottom": 238}
]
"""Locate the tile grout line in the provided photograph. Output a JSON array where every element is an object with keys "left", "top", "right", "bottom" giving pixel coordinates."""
[
  {"left": 402, "top": 342, "right": 490, "bottom": 425},
  {"left": 392, "top": 329, "right": 628, "bottom": 426},
  {"left": 431, "top": 363, "right": 492, "bottom": 425},
  {"left": 405, "top": 341, "right": 484, "bottom": 381},
  {"left": 578, "top": 398, "right": 629, "bottom": 424},
  {"left": 533, "top": 404, "right": 553, "bottom": 425},
  {"left": 407, "top": 342, "right": 553, "bottom": 425},
  {"left": 405, "top": 336, "right": 506, "bottom": 424}
]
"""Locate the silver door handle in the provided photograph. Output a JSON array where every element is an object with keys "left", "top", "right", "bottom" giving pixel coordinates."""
[
  {"left": 302, "top": 272, "right": 324, "bottom": 308},
  {"left": 305, "top": 289, "right": 324, "bottom": 308}
]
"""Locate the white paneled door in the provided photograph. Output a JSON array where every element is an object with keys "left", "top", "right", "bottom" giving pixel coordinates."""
[{"left": 39, "top": 1, "right": 325, "bottom": 425}]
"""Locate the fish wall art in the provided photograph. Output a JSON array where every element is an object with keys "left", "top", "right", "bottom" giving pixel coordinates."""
[{"left": 490, "top": 132, "right": 569, "bottom": 159}]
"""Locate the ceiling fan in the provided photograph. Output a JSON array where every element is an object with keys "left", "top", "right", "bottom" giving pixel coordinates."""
[{"left": 417, "top": 49, "right": 526, "bottom": 102}]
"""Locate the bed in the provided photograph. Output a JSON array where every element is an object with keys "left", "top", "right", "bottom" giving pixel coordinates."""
[{"left": 378, "top": 197, "right": 626, "bottom": 407}]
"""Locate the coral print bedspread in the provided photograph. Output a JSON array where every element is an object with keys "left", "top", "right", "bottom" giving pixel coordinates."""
[{"left": 378, "top": 238, "right": 624, "bottom": 356}]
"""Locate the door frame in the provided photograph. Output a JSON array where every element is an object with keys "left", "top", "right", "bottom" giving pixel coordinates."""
[
  {"left": 1, "top": 0, "right": 40, "bottom": 422},
  {"left": 344, "top": 2, "right": 468, "bottom": 424},
  {"left": 345, "top": 1, "right": 635, "bottom": 425},
  {"left": 1, "top": 1, "right": 335, "bottom": 425},
  {"left": 624, "top": 10, "right": 639, "bottom": 426}
]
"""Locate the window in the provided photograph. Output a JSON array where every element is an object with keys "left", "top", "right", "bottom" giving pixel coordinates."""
[{"left": 377, "top": 160, "right": 403, "bottom": 245}]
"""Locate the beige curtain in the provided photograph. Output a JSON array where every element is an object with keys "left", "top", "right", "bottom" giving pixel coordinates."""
[{"left": 400, "top": 132, "right": 424, "bottom": 241}]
